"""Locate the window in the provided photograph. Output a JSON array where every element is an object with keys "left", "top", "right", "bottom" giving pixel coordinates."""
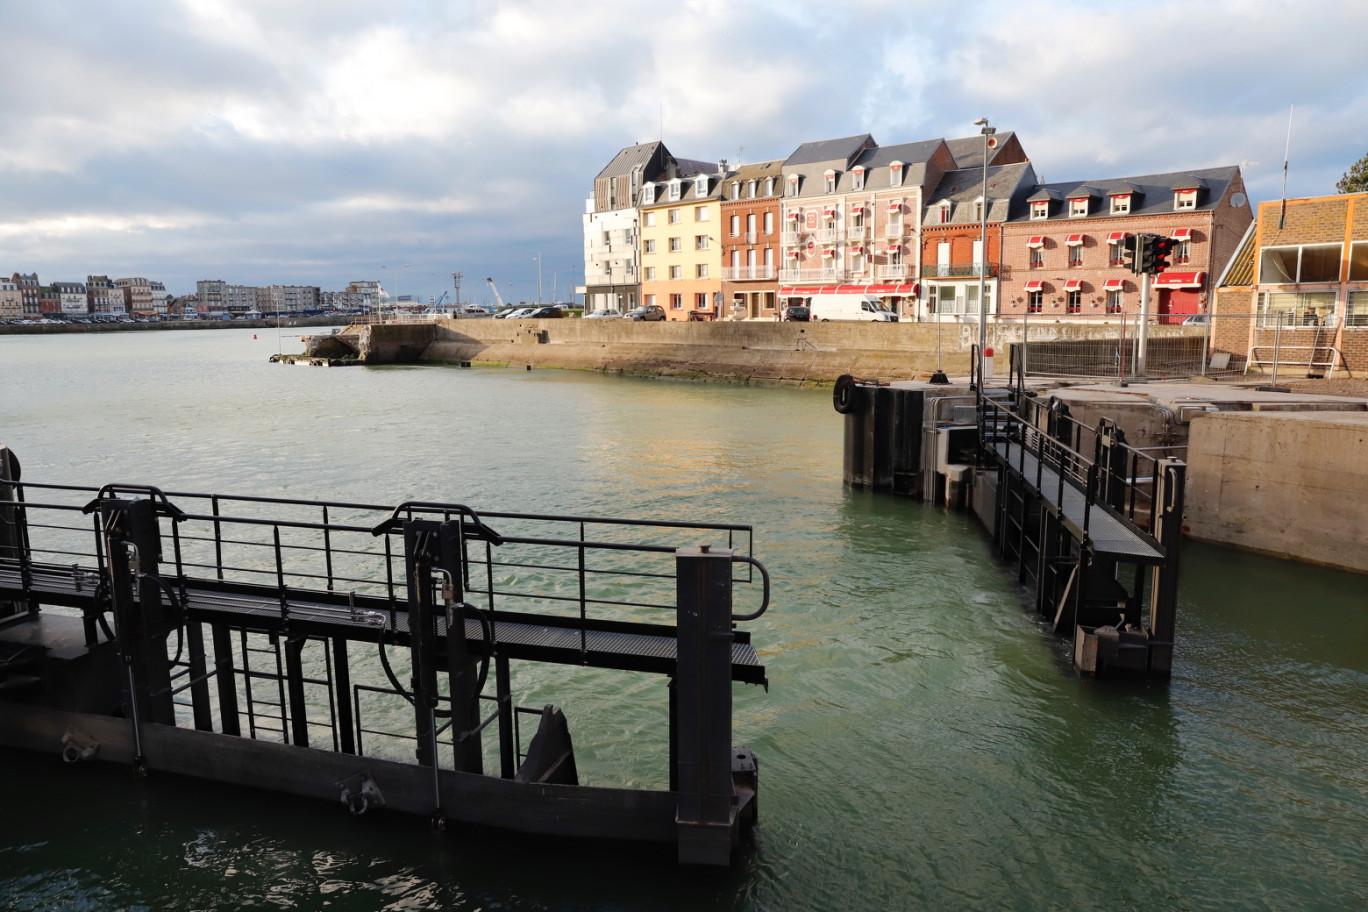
[
  {"left": 938, "top": 203, "right": 950, "bottom": 224},
  {"left": 668, "top": 237, "right": 681, "bottom": 252},
  {"left": 1028, "top": 290, "right": 1043, "bottom": 313},
  {"left": 1257, "top": 290, "right": 1336, "bottom": 327},
  {"left": 669, "top": 265, "right": 682, "bottom": 280},
  {"left": 668, "top": 209, "right": 682, "bottom": 224},
  {"left": 1031, "top": 200, "right": 1049, "bottom": 220},
  {"left": 1351, "top": 242, "right": 1368, "bottom": 281},
  {"left": 668, "top": 180, "right": 681, "bottom": 201},
  {"left": 645, "top": 267, "right": 656, "bottom": 281},
  {"left": 852, "top": 167, "right": 865, "bottom": 191},
  {"left": 641, "top": 184, "right": 655, "bottom": 205},
  {"left": 1110, "top": 194, "right": 1131, "bottom": 214},
  {"left": 731, "top": 181, "right": 740, "bottom": 199},
  {"left": 748, "top": 179, "right": 757, "bottom": 198},
  {"left": 1174, "top": 189, "right": 1198, "bottom": 210},
  {"left": 730, "top": 250, "right": 740, "bottom": 268},
  {"left": 763, "top": 212, "right": 774, "bottom": 234},
  {"left": 763, "top": 247, "right": 774, "bottom": 267},
  {"left": 1348, "top": 290, "right": 1368, "bottom": 326},
  {"left": 1068, "top": 245, "right": 1083, "bottom": 267},
  {"left": 787, "top": 174, "right": 800, "bottom": 197},
  {"left": 694, "top": 175, "right": 707, "bottom": 196},
  {"left": 974, "top": 199, "right": 983, "bottom": 222},
  {"left": 670, "top": 294, "right": 683, "bottom": 309},
  {"left": 746, "top": 213, "right": 756, "bottom": 237},
  {"left": 765, "top": 177, "right": 775, "bottom": 196},
  {"left": 824, "top": 170, "right": 837, "bottom": 193},
  {"left": 1069, "top": 197, "right": 1089, "bottom": 217},
  {"left": 1066, "top": 290, "right": 1082, "bottom": 313},
  {"left": 695, "top": 206, "right": 708, "bottom": 221},
  {"left": 644, "top": 212, "right": 656, "bottom": 227},
  {"left": 889, "top": 161, "right": 904, "bottom": 188},
  {"left": 1260, "top": 244, "right": 1342, "bottom": 284},
  {"left": 730, "top": 215, "right": 740, "bottom": 236},
  {"left": 644, "top": 239, "right": 656, "bottom": 253},
  {"left": 1174, "top": 239, "right": 1191, "bottom": 263},
  {"left": 696, "top": 293, "right": 708, "bottom": 309},
  {"left": 695, "top": 235, "right": 709, "bottom": 250},
  {"left": 696, "top": 264, "right": 709, "bottom": 279},
  {"left": 1030, "top": 248, "right": 1044, "bottom": 269},
  {"left": 1106, "top": 290, "right": 1123, "bottom": 313}
]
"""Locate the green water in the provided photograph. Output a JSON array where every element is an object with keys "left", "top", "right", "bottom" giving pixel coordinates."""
[{"left": 1, "top": 329, "right": 1365, "bottom": 910}]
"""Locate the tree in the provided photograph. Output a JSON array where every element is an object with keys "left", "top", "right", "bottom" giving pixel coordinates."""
[{"left": 1337, "top": 151, "right": 1368, "bottom": 194}]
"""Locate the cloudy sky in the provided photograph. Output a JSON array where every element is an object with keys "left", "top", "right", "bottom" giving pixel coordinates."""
[{"left": 3, "top": 0, "right": 1366, "bottom": 306}]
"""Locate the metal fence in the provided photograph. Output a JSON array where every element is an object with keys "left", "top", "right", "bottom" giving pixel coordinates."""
[{"left": 996, "top": 312, "right": 1358, "bottom": 383}]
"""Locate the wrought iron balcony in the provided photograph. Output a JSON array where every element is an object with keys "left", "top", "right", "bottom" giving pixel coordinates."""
[{"left": 922, "top": 263, "right": 998, "bottom": 278}]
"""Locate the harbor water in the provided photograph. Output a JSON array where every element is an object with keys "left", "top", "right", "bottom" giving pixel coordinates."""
[{"left": 1, "top": 328, "right": 1366, "bottom": 911}]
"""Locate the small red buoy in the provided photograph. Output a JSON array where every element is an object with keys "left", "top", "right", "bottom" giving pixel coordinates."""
[
  {"left": 253, "top": 334, "right": 258, "bottom": 339},
  {"left": 984, "top": 346, "right": 994, "bottom": 358}
]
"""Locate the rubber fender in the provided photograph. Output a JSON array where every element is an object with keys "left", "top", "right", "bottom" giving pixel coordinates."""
[{"left": 833, "top": 374, "right": 863, "bottom": 414}]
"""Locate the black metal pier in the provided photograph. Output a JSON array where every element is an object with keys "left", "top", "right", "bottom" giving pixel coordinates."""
[{"left": 0, "top": 450, "right": 770, "bottom": 866}]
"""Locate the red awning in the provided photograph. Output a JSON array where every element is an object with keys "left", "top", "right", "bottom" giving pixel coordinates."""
[
  {"left": 850, "top": 246, "right": 865, "bottom": 256},
  {"left": 849, "top": 203, "right": 865, "bottom": 214},
  {"left": 886, "top": 243, "right": 901, "bottom": 253},
  {"left": 1107, "top": 232, "right": 1128, "bottom": 243},
  {"left": 1154, "top": 271, "right": 1205, "bottom": 288},
  {"left": 1064, "top": 279, "right": 1083, "bottom": 291},
  {"left": 786, "top": 211, "right": 799, "bottom": 220},
  {"left": 785, "top": 250, "right": 800, "bottom": 259},
  {"left": 822, "top": 248, "right": 836, "bottom": 258},
  {"left": 823, "top": 208, "right": 836, "bottom": 218},
  {"left": 1023, "top": 280, "right": 1045, "bottom": 291},
  {"left": 888, "top": 201, "right": 902, "bottom": 211},
  {"left": 1065, "top": 234, "right": 1085, "bottom": 246},
  {"left": 1103, "top": 279, "right": 1125, "bottom": 290},
  {"left": 1170, "top": 228, "right": 1194, "bottom": 240},
  {"left": 1026, "top": 236, "right": 1045, "bottom": 248}
]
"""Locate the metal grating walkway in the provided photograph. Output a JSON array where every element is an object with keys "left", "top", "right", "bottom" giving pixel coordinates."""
[{"left": 989, "top": 440, "right": 1164, "bottom": 562}]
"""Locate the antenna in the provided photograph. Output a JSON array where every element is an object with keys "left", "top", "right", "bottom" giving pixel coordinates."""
[{"left": 1279, "top": 104, "right": 1294, "bottom": 229}]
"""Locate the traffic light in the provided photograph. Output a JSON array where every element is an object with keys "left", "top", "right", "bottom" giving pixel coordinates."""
[
  {"left": 1135, "top": 234, "right": 1157, "bottom": 274},
  {"left": 1151, "top": 236, "right": 1175, "bottom": 273},
  {"left": 1121, "top": 234, "right": 1138, "bottom": 273}
]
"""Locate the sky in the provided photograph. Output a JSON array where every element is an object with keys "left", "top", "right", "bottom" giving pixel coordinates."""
[{"left": 2, "top": 0, "right": 1367, "bottom": 307}]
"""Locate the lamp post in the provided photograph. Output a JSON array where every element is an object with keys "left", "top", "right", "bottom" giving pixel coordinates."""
[
  {"left": 533, "top": 255, "right": 544, "bottom": 305},
  {"left": 379, "top": 263, "right": 411, "bottom": 321},
  {"left": 974, "top": 117, "right": 996, "bottom": 388}
]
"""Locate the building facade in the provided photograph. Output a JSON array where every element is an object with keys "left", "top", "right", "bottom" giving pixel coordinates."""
[
  {"left": 719, "top": 160, "right": 784, "bottom": 320},
  {"left": 639, "top": 166, "right": 727, "bottom": 321},
  {"left": 999, "top": 167, "right": 1252, "bottom": 322},
  {"left": 1213, "top": 191, "right": 1368, "bottom": 374},
  {"left": 0, "top": 278, "right": 20, "bottom": 320},
  {"left": 13, "top": 273, "right": 41, "bottom": 317}
]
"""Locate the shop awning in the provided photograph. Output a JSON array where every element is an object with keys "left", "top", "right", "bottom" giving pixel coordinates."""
[
  {"left": 1026, "top": 236, "right": 1045, "bottom": 248},
  {"left": 1170, "top": 228, "right": 1194, "bottom": 240},
  {"left": 1065, "top": 234, "right": 1085, "bottom": 247},
  {"left": 1154, "top": 271, "right": 1205, "bottom": 288}
]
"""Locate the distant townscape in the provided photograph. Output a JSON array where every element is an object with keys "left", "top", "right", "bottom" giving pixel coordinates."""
[{"left": 0, "top": 277, "right": 397, "bottom": 324}]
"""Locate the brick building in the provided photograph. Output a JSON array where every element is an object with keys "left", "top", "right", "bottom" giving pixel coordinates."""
[
  {"left": 1212, "top": 191, "right": 1368, "bottom": 375},
  {"left": 719, "top": 159, "right": 784, "bottom": 320},
  {"left": 999, "top": 167, "right": 1251, "bottom": 322}
]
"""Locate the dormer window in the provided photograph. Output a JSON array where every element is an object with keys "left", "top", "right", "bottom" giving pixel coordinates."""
[
  {"left": 1110, "top": 194, "right": 1131, "bottom": 214},
  {"left": 889, "top": 161, "right": 904, "bottom": 188},
  {"left": 974, "top": 198, "right": 984, "bottom": 222},
  {"left": 694, "top": 174, "right": 708, "bottom": 196},
  {"left": 1030, "top": 200, "right": 1050, "bottom": 220},
  {"left": 1069, "top": 197, "right": 1090, "bottom": 217},
  {"left": 747, "top": 179, "right": 757, "bottom": 198},
  {"left": 851, "top": 166, "right": 865, "bottom": 191},
  {"left": 1174, "top": 189, "right": 1198, "bottom": 210},
  {"left": 938, "top": 202, "right": 951, "bottom": 224},
  {"left": 641, "top": 183, "right": 655, "bottom": 205},
  {"left": 765, "top": 177, "right": 775, "bottom": 196},
  {"left": 787, "top": 173, "right": 800, "bottom": 197},
  {"left": 824, "top": 169, "right": 837, "bottom": 193},
  {"left": 731, "top": 181, "right": 740, "bottom": 199},
  {"left": 668, "top": 180, "right": 681, "bottom": 201}
]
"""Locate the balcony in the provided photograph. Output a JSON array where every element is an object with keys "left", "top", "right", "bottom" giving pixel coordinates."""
[
  {"left": 922, "top": 263, "right": 998, "bottom": 278},
  {"left": 847, "top": 225, "right": 868, "bottom": 241},
  {"left": 781, "top": 231, "right": 802, "bottom": 246},
  {"left": 883, "top": 223, "right": 905, "bottom": 237},
  {"left": 875, "top": 265, "right": 910, "bottom": 280},
  {"left": 722, "top": 266, "right": 777, "bottom": 281},
  {"left": 780, "top": 267, "right": 841, "bottom": 283},
  {"left": 812, "top": 227, "right": 845, "bottom": 243}
]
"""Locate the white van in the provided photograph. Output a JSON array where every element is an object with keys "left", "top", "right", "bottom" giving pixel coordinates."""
[{"left": 806, "top": 294, "right": 898, "bottom": 322}]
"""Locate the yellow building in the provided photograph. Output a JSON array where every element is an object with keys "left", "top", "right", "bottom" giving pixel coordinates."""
[{"left": 639, "top": 165, "right": 726, "bottom": 321}]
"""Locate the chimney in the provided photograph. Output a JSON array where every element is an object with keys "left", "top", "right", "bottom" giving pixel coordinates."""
[{"left": 717, "top": 159, "right": 727, "bottom": 175}]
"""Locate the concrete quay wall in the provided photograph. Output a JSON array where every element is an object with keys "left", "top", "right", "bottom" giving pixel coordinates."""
[{"left": 1185, "top": 410, "right": 1368, "bottom": 574}]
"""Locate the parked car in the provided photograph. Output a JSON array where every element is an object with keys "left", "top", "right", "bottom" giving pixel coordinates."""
[
  {"left": 783, "top": 305, "right": 811, "bottom": 322},
  {"left": 586, "top": 308, "right": 623, "bottom": 319},
  {"left": 625, "top": 304, "right": 666, "bottom": 322},
  {"left": 497, "top": 307, "right": 533, "bottom": 319},
  {"left": 524, "top": 306, "right": 564, "bottom": 318}
]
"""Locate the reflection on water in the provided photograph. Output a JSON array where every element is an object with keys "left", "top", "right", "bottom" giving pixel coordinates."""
[{"left": 1, "top": 330, "right": 1367, "bottom": 910}]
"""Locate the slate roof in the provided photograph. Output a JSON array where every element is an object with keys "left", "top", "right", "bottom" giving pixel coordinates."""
[
  {"left": 924, "top": 162, "right": 1039, "bottom": 225},
  {"left": 784, "top": 134, "right": 875, "bottom": 168},
  {"left": 595, "top": 142, "right": 665, "bottom": 181},
  {"left": 719, "top": 159, "right": 786, "bottom": 201},
  {"left": 946, "top": 131, "right": 1019, "bottom": 169},
  {"left": 1008, "top": 166, "right": 1241, "bottom": 223}
]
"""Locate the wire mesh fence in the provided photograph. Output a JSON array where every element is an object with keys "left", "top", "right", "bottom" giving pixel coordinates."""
[{"left": 994, "top": 312, "right": 1361, "bottom": 383}]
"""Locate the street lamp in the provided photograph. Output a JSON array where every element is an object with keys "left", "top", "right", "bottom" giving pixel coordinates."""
[
  {"left": 533, "top": 255, "right": 543, "bottom": 305},
  {"left": 974, "top": 117, "right": 996, "bottom": 388},
  {"left": 379, "top": 263, "right": 411, "bottom": 322}
]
